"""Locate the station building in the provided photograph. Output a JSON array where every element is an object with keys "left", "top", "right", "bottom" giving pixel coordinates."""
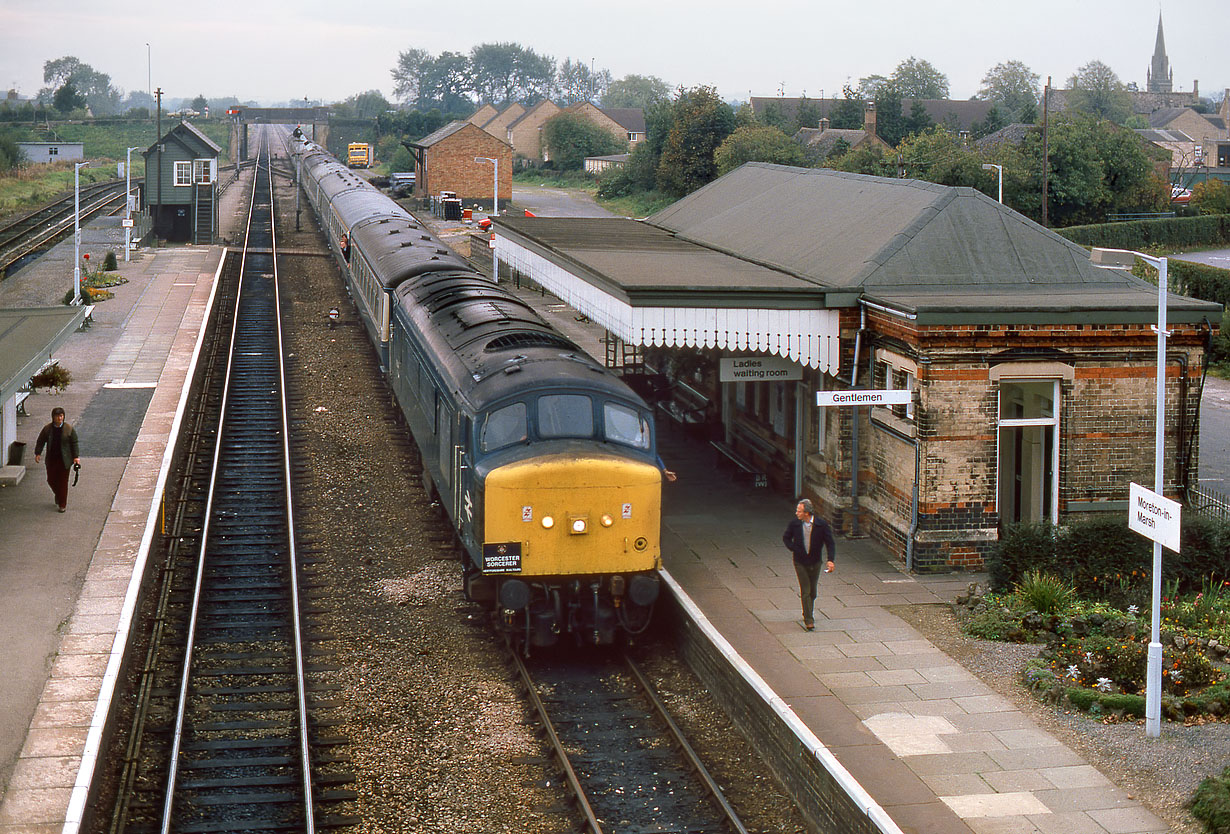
[{"left": 492, "top": 163, "right": 1222, "bottom": 572}]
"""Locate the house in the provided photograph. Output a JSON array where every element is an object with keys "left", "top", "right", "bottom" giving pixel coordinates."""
[
  {"left": 468, "top": 103, "right": 500, "bottom": 128},
  {"left": 16, "top": 142, "right": 85, "bottom": 165},
  {"left": 142, "top": 120, "right": 220, "bottom": 244},
  {"left": 1147, "top": 107, "right": 1226, "bottom": 146},
  {"left": 1135, "top": 128, "right": 1203, "bottom": 175},
  {"left": 477, "top": 102, "right": 525, "bottom": 140},
  {"left": 491, "top": 163, "right": 1221, "bottom": 571},
  {"left": 794, "top": 106, "right": 890, "bottom": 157},
  {"left": 567, "top": 103, "right": 646, "bottom": 147},
  {"left": 504, "top": 100, "right": 561, "bottom": 162},
  {"left": 406, "top": 120, "right": 511, "bottom": 208}
]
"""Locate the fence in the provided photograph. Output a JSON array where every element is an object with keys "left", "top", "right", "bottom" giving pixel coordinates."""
[{"left": 1190, "top": 483, "right": 1230, "bottom": 520}]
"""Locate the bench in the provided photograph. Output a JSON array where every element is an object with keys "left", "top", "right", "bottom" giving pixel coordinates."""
[
  {"left": 710, "top": 439, "right": 768, "bottom": 488},
  {"left": 654, "top": 380, "right": 711, "bottom": 431},
  {"left": 81, "top": 304, "right": 95, "bottom": 328}
]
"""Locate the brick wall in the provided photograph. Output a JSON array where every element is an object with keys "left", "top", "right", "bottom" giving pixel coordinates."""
[
  {"left": 808, "top": 310, "right": 1210, "bottom": 572},
  {"left": 420, "top": 124, "right": 512, "bottom": 204}
]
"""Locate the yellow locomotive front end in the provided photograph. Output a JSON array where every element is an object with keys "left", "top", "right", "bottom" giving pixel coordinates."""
[{"left": 479, "top": 452, "right": 662, "bottom": 648}]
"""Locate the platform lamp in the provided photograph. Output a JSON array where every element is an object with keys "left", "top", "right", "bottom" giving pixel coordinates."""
[
  {"left": 125, "top": 147, "right": 141, "bottom": 262},
  {"left": 1090, "top": 246, "right": 1169, "bottom": 738},
  {"left": 73, "top": 161, "right": 92, "bottom": 305},
  {"left": 475, "top": 156, "right": 498, "bottom": 217}
]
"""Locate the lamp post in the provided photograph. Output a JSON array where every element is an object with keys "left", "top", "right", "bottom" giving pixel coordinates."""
[
  {"left": 73, "top": 161, "right": 90, "bottom": 305},
  {"left": 125, "top": 146, "right": 140, "bottom": 262},
  {"left": 146, "top": 43, "right": 151, "bottom": 102},
  {"left": 982, "top": 163, "right": 1003, "bottom": 203},
  {"left": 1090, "top": 246, "right": 1169, "bottom": 738},
  {"left": 475, "top": 156, "right": 498, "bottom": 217}
]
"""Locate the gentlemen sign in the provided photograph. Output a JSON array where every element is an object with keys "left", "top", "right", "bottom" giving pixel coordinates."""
[
  {"left": 719, "top": 356, "right": 803, "bottom": 382},
  {"left": 1128, "top": 482, "right": 1181, "bottom": 553},
  {"left": 816, "top": 390, "right": 913, "bottom": 407}
]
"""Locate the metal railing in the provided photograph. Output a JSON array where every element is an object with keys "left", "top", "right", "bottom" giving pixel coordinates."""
[{"left": 1189, "top": 483, "right": 1230, "bottom": 520}]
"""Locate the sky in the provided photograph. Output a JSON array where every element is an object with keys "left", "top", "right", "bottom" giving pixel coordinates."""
[{"left": 1, "top": 0, "right": 1224, "bottom": 107}]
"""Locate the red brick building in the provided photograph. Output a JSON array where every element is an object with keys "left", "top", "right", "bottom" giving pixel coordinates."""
[
  {"left": 407, "top": 121, "right": 512, "bottom": 208},
  {"left": 492, "top": 164, "right": 1222, "bottom": 572}
]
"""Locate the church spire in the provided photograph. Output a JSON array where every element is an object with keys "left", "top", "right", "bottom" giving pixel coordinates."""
[{"left": 1148, "top": 11, "right": 1173, "bottom": 93}]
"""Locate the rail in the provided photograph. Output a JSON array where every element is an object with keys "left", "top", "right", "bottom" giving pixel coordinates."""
[{"left": 0, "top": 179, "right": 132, "bottom": 276}]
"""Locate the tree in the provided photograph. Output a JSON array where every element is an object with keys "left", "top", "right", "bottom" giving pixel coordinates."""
[
  {"left": 43, "top": 55, "right": 119, "bottom": 115},
  {"left": 190, "top": 95, "right": 208, "bottom": 113},
  {"left": 830, "top": 85, "right": 864, "bottom": 129},
  {"left": 894, "top": 126, "right": 986, "bottom": 187},
  {"left": 1066, "top": 61, "right": 1133, "bottom": 124},
  {"left": 470, "top": 42, "right": 556, "bottom": 104},
  {"left": 420, "top": 51, "right": 475, "bottom": 113},
  {"left": 857, "top": 75, "right": 891, "bottom": 99},
  {"left": 795, "top": 96, "right": 822, "bottom": 132},
  {"left": 602, "top": 74, "right": 671, "bottom": 109},
  {"left": 1192, "top": 179, "right": 1230, "bottom": 215},
  {"left": 714, "top": 125, "right": 806, "bottom": 175},
  {"left": 541, "top": 112, "right": 625, "bottom": 170},
  {"left": 829, "top": 142, "right": 894, "bottom": 177},
  {"left": 391, "top": 47, "right": 432, "bottom": 106},
  {"left": 874, "top": 85, "right": 908, "bottom": 146},
  {"left": 970, "top": 104, "right": 1009, "bottom": 139},
  {"left": 334, "top": 90, "right": 393, "bottom": 119},
  {"left": 656, "top": 86, "right": 736, "bottom": 196},
  {"left": 557, "top": 58, "right": 610, "bottom": 104},
  {"left": 52, "top": 83, "right": 86, "bottom": 114},
  {"left": 977, "top": 60, "right": 1040, "bottom": 123},
  {"left": 891, "top": 57, "right": 949, "bottom": 99},
  {"left": 904, "top": 100, "right": 934, "bottom": 137}
]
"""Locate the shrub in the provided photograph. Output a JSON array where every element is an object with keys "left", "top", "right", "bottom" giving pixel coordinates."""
[
  {"left": 1014, "top": 570, "right": 1075, "bottom": 615},
  {"left": 963, "top": 607, "right": 1020, "bottom": 641},
  {"left": 988, "top": 521, "right": 1055, "bottom": 591},
  {"left": 103, "top": 250, "right": 117, "bottom": 270},
  {"left": 1058, "top": 214, "right": 1230, "bottom": 250},
  {"left": 1190, "top": 766, "right": 1230, "bottom": 834}
]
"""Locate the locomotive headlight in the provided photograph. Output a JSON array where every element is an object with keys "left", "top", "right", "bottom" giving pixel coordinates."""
[
  {"left": 600, "top": 514, "right": 614, "bottom": 527},
  {"left": 570, "top": 517, "right": 588, "bottom": 534},
  {"left": 541, "top": 515, "right": 555, "bottom": 529}
]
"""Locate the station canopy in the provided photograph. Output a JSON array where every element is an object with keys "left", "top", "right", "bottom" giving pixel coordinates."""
[{"left": 0, "top": 306, "right": 86, "bottom": 405}]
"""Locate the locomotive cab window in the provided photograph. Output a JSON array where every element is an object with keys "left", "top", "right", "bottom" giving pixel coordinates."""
[
  {"left": 603, "top": 402, "right": 650, "bottom": 450},
  {"left": 481, "top": 402, "right": 528, "bottom": 451},
  {"left": 537, "top": 394, "right": 594, "bottom": 439}
]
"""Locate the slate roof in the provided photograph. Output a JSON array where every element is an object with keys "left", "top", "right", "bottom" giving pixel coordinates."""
[
  {"left": 793, "top": 127, "right": 876, "bottom": 154},
  {"left": 647, "top": 164, "right": 1219, "bottom": 321},
  {"left": 1148, "top": 107, "right": 1191, "bottom": 128},
  {"left": 599, "top": 107, "right": 645, "bottom": 133},
  {"left": 410, "top": 120, "right": 472, "bottom": 148},
  {"left": 974, "top": 123, "right": 1035, "bottom": 149},
  {"left": 144, "top": 119, "right": 221, "bottom": 158}
]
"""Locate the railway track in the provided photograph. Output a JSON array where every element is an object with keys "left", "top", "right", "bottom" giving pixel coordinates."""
[
  {"left": 0, "top": 178, "right": 131, "bottom": 277},
  {"left": 512, "top": 645, "right": 751, "bottom": 834},
  {"left": 102, "top": 132, "right": 356, "bottom": 834}
]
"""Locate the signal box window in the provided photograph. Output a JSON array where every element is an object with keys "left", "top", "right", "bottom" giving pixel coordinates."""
[
  {"left": 538, "top": 394, "right": 594, "bottom": 439},
  {"left": 604, "top": 402, "right": 650, "bottom": 449},
  {"left": 174, "top": 161, "right": 192, "bottom": 186},
  {"left": 481, "top": 402, "right": 527, "bottom": 451}
]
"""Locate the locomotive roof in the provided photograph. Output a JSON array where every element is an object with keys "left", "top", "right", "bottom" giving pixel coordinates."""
[{"left": 392, "top": 274, "right": 632, "bottom": 410}]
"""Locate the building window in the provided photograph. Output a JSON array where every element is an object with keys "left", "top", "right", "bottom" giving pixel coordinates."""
[
  {"left": 174, "top": 161, "right": 192, "bottom": 186},
  {"left": 193, "top": 158, "right": 214, "bottom": 184},
  {"left": 872, "top": 349, "right": 916, "bottom": 422},
  {"left": 48, "top": 146, "right": 58, "bottom": 156}
]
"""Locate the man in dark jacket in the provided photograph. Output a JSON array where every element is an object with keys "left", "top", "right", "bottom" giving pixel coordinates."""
[
  {"left": 782, "top": 498, "right": 835, "bottom": 630},
  {"left": 34, "top": 406, "right": 80, "bottom": 513}
]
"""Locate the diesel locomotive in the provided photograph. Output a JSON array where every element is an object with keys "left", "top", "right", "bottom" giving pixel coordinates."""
[{"left": 290, "top": 132, "right": 663, "bottom": 648}]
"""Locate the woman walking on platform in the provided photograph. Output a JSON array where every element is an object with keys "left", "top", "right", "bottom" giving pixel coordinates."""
[{"left": 34, "top": 406, "right": 80, "bottom": 513}]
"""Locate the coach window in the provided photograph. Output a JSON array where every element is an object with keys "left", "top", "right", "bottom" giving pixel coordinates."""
[
  {"left": 481, "top": 402, "right": 527, "bottom": 451},
  {"left": 603, "top": 402, "right": 650, "bottom": 449},
  {"left": 538, "top": 394, "right": 594, "bottom": 439}
]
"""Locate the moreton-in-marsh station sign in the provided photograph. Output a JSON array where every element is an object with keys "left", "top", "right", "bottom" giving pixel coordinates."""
[{"left": 1128, "top": 482, "right": 1181, "bottom": 553}]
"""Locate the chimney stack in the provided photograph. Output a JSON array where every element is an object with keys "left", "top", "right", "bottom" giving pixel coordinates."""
[
  {"left": 863, "top": 101, "right": 877, "bottom": 136},
  {"left": 818, "top": 117, "right": 830, "bottom": 132}
]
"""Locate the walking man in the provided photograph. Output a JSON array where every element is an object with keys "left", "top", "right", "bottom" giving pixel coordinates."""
[
  {"left": 33, "top": 406, "right": 80, "bottom": 513},
  {"left": 782, "top": 498, "right": 835, "bottom": 630}
]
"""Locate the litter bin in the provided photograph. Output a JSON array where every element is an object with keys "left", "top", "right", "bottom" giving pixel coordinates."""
[
  {"left": 8, "top": 441, "right": 25, "bottom": 466},
  {"left": 443, "top": 198, "right": 462, "bottom": 221}
]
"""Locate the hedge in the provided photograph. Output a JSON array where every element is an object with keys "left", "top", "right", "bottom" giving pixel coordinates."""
[
  {"left": 988, "top": 515, "right": 1230, "bottom": 595},
  {"left": 1059, "top": 214, "right": 1230, "bottom": 251}
]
